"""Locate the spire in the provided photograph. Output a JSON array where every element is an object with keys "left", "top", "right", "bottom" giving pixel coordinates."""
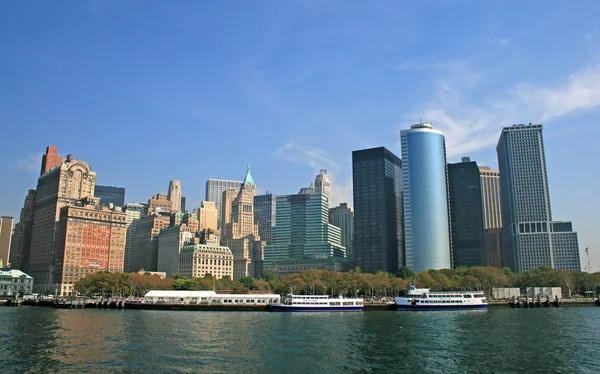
[{"left": 243, "top": 164, "right": 255, "bottom": 186}]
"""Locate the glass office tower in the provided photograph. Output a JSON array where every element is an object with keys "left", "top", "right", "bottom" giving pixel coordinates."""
[{"left": 401, "top": 123, "right": 451, "bottom": 272}]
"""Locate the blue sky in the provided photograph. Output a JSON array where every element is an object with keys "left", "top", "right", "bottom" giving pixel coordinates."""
[{"left": 1, "top": 1, "right": 599, "bottom": 270}]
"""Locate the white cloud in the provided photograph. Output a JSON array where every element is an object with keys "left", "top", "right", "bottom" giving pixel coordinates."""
[{"left": 9, "top": 152, "right": 43, "bottom": 172}]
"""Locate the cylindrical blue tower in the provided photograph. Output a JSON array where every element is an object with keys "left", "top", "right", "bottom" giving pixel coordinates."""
[{"left": 401, "top": 123, "right": 451, "bottom": 272}]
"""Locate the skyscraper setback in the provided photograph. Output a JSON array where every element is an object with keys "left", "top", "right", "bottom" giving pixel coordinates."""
[
  {"left": 313, "top": 169, "right": 331, "bottom": 208},
  {"left": 206, "top": 178, "right": 243, "bottom": 229},
  {"left": 497, "top": 124, "right": 580, "bottom": 272},
  {"left": 352, "top": 147, "right": 403, "bottom": 274},
  {"left": 401, "top": 123, "right": 451, "bottom": 272}
]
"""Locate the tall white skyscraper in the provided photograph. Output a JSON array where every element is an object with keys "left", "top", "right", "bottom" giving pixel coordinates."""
[
  {"left": 497, "top": 124, "right": 580, "bottom": 272},
  {"left": 314, "top": 169, "right": 331, "bottom": 208},
  {"left": 205, "top": 178, "right": 243, "bottom": 229},
  {"left": 401, "top": 123, "right": 451, "bottom": 272}
]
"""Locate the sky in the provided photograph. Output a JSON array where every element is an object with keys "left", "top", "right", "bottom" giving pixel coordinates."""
[{"left": 1, "top": 1, "right": 599, "bottom": 271}]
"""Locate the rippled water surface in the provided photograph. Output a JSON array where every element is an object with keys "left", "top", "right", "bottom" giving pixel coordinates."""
[{"left": 1, "top": 307, "right": 599, "bottom": 373}]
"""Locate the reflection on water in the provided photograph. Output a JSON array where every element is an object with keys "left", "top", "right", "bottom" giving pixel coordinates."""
[{"left": 1, "top": 308, "right": 599, "bottom": 373}]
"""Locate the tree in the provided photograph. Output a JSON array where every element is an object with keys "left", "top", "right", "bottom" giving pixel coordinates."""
[{"left": 396, "top": 266, "right": 415, "bottom": 280}]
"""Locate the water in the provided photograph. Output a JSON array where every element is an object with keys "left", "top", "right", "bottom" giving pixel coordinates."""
[{"left": 1, "top": 307, "right": 599, "bottom": 373}]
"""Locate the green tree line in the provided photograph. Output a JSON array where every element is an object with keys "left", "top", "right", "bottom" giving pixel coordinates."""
[{"left": 73, "top": 266, "right": 600, "bottom": 299}]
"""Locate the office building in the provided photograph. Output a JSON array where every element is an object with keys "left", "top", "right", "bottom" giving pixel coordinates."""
[
  {"left": 130, "top": 213, "right": 171, "bottom": 272},
  {"left": 448, "top": 157, "right": 485, "bottom": 267},
  {"left": 479, "top": 166, "right": 503, "bottom": 267},
  {"left": 181, "top": 196, "right": 186, "bottom": 212},
  {"left": 171, "top": 211, "right": 199, "bottom": 233},
  {"left": 29, "top": 152, "right": 97, "bottom": 294},
  {"left": 205, "top": 178, "right": 242, "bottom": 229},
  {"left": 265, "top": 192, "right": 345, "bottom": 268},
  {"left": 94, "top": 185, "right": 126, "bottom": 207},
  {"left": 198, "top": 201, "right": 218, "bottom": 231},
  {"left": 178, "top": 244, "right": 233, "bottom": 279},
  {"left": 157, "top": 226, "right": 195, "bottom": 277},
  {"left": 40, "top": 146, "right": 63, "bottom": 175},
  {"left": 401, "top": 123, "right": 451, "bottom": 272},
  {"left": 220, "top": 189, "right": 239, "bottom": 238},
  {"left": 352, "top": 147, "right": 403, "bottom": 274},
  {"left": 123, "top": 202, "right": 147, "bottom": 272},
  {"left": 497, "top": 124, "right": 581, "bottom": 272},
  {"left": 254, "top": 194, "right": 276, "bottom": 245},
  {"left": 168, "top": 180, "right": 182, "bottom": 213},
  {"left": 329, "top": 203, "right": 354, "bottom": 263},
  {"left": 147, "top": 193, "right": 171, "bottom": 214},
  {"left": 9, "top": 190, "right": 36, "bottom": 271},
  {"left": 0, "top": 217, "right": 14, "bottom": 268},
  {"left": 54, "top": 197, "right": 127, "bottom": 295},
  {"left": 0, "top": 269, "right": 34, "bottom": 297},
  {"left": 314, "top": 169, "right": 331, "bottom": 208}
]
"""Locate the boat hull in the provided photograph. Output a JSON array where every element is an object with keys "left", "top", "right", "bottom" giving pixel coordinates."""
[
  {"left": 270, "top": 304, "right": 363, "bottom": 312},
  {"left": 396, "top": 304, "right": 487, "bottom": 311}
]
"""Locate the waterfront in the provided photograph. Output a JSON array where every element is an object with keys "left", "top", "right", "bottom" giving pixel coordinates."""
[{"left": 1, "top": 308, "right": 599, "bottom": 373}]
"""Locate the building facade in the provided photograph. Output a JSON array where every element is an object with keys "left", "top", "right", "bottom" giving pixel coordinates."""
[
  {"left": 178, "top": 244, "right": 233, "bottom": 279},
  {"left": 94, "top": 185, "right": 126, "bottom": 207},
  {"left": 479, "top": 167, "right": 502, "bottom": 230},
  {"left": 329, "top": 203, "right": 354, "bottom": 264},
  {"left": 147, "top": 193, "right": 171, "bottom": 215},
  {"left": 497, "top": 124, "right": 581, "bottom": 272},
  {"left": 254, "top": 194, "right": 276, "bottom": 245},
  {"left": 40, "top": 146, "right": 63, "bottom": 176},
  {"left": 274, "top": 257, "right": 349, "bottom": 275},
  {"left": 0, "top": 216, "right": 14, "bottom": 268},
  {"left": 352, "top": 147, "right": 403, "bottom": 274},
  {"left": 171, "top": 211, "right": 199, "bottom": 233},
  {"left": 205, "top": 178, "right": 242, "bottom": 229},
  {"left": 448, "top": 157, "right": 485, "bottom": 268},
  {"left": 401, "top": 123, "right": 451, "bottom": 272},
  {"left": 54, "top": 198, "right": 127, "bottom": 295},
  {"left": 130, "top": 213, "right": 171, "bottom": 272},
  {"left": 123, "top": 202, "right": 147, "bottom": 272},
  {"left": 198, "top": 201, "right": 218, "bottom": 231},
  {"left": 157, "top": 226, "right": 194, "bottom": 277},
  {"left": 8, "top": 189, "right": 36, "bottom": 271},
  {"left": 0, "top": 269, "right": 33, "bottom": 297},
  {"left": 168, "top": 180, "right": 182, "bottom": 213},
  {"left": 29, "top": 153, "right": 97, "bottom": 294},
  {"left": 265, "top": 193, "right": 345, "bottom": 268},
  {"left": 313, "top": 169, "right": 331, "bottom": 208}
]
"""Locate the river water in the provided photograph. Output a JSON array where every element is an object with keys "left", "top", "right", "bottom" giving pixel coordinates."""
[{"left": 1, "top": 307, "right": 598, "bottom": 373}]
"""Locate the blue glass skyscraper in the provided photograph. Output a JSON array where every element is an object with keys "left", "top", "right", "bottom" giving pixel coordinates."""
[{"left": 401, "top": 123, "right": 451, "bottom": 272}]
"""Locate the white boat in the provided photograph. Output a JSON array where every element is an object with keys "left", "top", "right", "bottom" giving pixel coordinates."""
[
  {"left": 270, "top": 294, "right": 364, "bottom": 312},
  {"left": 394, "top": 285, "right": 488, "bottom": 310}
]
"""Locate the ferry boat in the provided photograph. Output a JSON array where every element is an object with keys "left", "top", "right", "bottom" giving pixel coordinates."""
[
  {"left": 394, "top": 285, "right": 487, "bottom": 311},
  {"left": 270, "top": 294, "right": 364, "bottom": 312}
]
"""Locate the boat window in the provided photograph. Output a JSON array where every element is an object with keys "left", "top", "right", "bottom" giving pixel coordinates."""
[{"left": 464, "top": 294, "right": 472, "bottom": 298}]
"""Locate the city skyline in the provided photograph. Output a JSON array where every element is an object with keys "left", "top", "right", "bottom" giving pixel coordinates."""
[{"left": 1, "top": 2, "right": 598, "bottom": 270}]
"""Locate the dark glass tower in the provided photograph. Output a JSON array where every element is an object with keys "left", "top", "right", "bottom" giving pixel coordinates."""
[
  {"left": 352, "top": 147, "right": 403, "bottom": 273},
  {"left": 448, "top": 157, "right": 485, "bottom": 267},
  {"left": 94, "top": 185, "right": 126, "bottom": 207}
]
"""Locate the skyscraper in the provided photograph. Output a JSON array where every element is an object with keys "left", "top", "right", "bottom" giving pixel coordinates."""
[
  {"left": 168, "top": 180, "right": 182, "bottom": 213},
  {"left": 123, "top": 202, "right": 147, "bottom": 272},
  {"left": 130, "top": 213, "right": 171, "bottom": 272},
  {"left": 40, "top": 146, "right": 63, "bottom": 176},
  {"left": 198, "top": 201, "right": 218, "bottom": 231},
  {"left": 254, "top": 193, "right": 276, "bottom": 245},
  {"left": 314, "top": 169, "right": 331, "bottom": 208},
  {"left": 479, "top": 166, "right": 503, "bottom": 267},
  {"left": 264, "top": 193, "right": 345, "bottom": 268},
  {"left": 94, "top": 185, "right": 126, "bottom": 207},
  {"left": 497, "top": 124, "right": 581, "bottom": 272},
  {"left": 147, "top": 193, "right": 171, "bottom": 214},
  {"left": 352, "top": 147, "right": 403, "bottom": 274},
  {"left": 0, "top": 216, "right": 14, "bottom": 268},
  {"left": 448, "top": 157, "right": 485, "bottom": 267},
  {"left": 29, "top": 153, "right": 97, "bottom": 294},
  {"left": 401, "top": 123, "right": 451, "bottom": 272},
  {"left": 9, "top": 189, "right": 36, "bottom": 271},
  {"left": 206, "top": 178, "right": 243, "bottom": 229},
  {"left": 329, "top": 203, "right": 354, "bottom": 264}
]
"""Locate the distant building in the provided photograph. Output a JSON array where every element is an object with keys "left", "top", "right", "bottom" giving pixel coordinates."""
[
  {"left": 205, "top": 178, "right": 243, "bottom": 229},
  {"left": 40, "top": 146, "right": 63, "bottom": 176},
  {"left": 220, "top": 189, "right": 239, "bottom": 239},
  {"left": 168, "top": 180, "right": 182, "bottom": 213},
  {"left": 198, "top": 201, "right": 218, "bottom": 231},
  {"left": 314, "top": 169, "right": 331, "bottom": 209},
  {"left": 479, "top": 167, "right": 502, "bottom": 230},
  {"left": 171, "top": 211, "right": 199, "bottom": 233},
  {"left": 9, "top": 189, "right": 36, "bottom": 271},
  {"left": 29, "top": 152, "right": 97, "bottom": 294},
  {"left": 54, "top": 197, "right": 127, "bottom": 295},
  {"left": 448, "top": 157, "right": 485, "bottom": 267},
  {"left": 254, "top": 194, "right": 276, "bottom": 245},
  {"left": 484, "top": 228, "right": 503, "bottom": 268},
  {"left": 199, "top": 229, "right": 221, "bottom": 246},
  {"left": 497, "top": 124, "right": 581, "bottom": 272},
  {"left": 275, "top": 257, "right": 349, "bottom": 275},
  {"left": 123, "top": 202, "right": 147, "bottom": 272},
  {"left": 0, "top": 217, "right": 14, "bottom": 268},
  {"left": 180, "top": 196, "right": 186, "bottom": 212},
  {"left": 0, "top": 269, "right": 33, "bottom": 297},
  {"left": 265, "top": 192, "right": 345, "bottom": 268},
  {"left": 147, "top": 193, "right": 171, "bottom": 215},
  {"left": 130, "top": 213, "right": 171, "bottom": 272},
  {"left": 157, "top": 226, "right": 194, "bottom": 277},
  {"left": 94, "top": 185, "right": 126, "bottom": 207},
  {"left": 178, "top": 244, "right": 234, "bottom": 279},
  {"left": 329, "top": 203, "right": 354, "bottom": 263},
  {"left": 352, "top": 147, "right": 403, "bottom": 274}
]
